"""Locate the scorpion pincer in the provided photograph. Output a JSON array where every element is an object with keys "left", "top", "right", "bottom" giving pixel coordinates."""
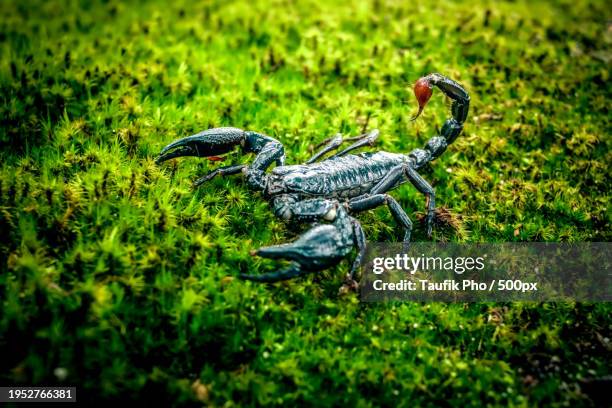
[{"left": 155, "top": 73, "right": 469, "bottom": 288}]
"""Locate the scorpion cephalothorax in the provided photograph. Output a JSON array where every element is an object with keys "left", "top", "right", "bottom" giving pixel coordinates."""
[{"left": 156, "top": 73, "right": 469, "bottom": 287}]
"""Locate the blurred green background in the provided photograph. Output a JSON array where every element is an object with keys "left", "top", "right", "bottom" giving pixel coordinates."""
[{"left": 0, "top": 0, "right": 610, "bottom": 405}]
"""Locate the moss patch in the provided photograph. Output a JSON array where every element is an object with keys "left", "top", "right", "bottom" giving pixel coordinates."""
[{"left": 0, "top": 0, "right": 610, "bottom": 405}]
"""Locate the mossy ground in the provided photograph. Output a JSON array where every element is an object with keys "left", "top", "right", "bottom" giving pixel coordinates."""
[{"left": 0, "top": 0, "right": 610, "bottom": 406}]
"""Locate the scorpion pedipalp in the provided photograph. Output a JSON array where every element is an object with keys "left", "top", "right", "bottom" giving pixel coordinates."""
[
  {"left": 241, "top": 205, "right": 358, "bottom": 283},
  {"left": 156, "top": 127, "right": 286, "bottom": 189},
  {"left": 155, "top": 127, "right": 246, "bottom": 163}
]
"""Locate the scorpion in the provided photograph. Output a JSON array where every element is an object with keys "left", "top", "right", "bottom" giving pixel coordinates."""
[{"left": 155, "top": 73, "right": 469, "bottom": 288}]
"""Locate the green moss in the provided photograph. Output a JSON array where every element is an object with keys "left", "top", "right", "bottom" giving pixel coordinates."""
[{"left": 0, "top": 0, "right": 610, "bottom": 405}]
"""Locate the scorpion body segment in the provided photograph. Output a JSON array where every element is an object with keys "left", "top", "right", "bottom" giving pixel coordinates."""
[
  {"left": 267, "top": 151, "right": 406, "bottom": 198},
  {"left": 156, "top": 73, "right": 469, "bottom": 287}
]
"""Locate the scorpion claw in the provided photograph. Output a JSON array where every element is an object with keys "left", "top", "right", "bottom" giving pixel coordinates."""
[
  {"left": 155, "top": 127, "right": 246, "bottom": 163},
  {"left": 252, "top": 224, "right": 346, "bottom": 269},
  {"left": 241, "top": 210, "right": 354, "bottom": 282}
]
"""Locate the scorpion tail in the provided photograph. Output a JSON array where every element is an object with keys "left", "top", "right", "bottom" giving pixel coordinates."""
[{"left": 410, "top": 73, "right": 470, "bottom": 144}]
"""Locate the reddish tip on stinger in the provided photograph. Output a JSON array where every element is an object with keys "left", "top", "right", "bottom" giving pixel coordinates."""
[
  {"left": 410, "top": 77, "right": 433, "bottom": 121},
  {"left": 207, "top": 156, "right": 225, "bottom": 162}
]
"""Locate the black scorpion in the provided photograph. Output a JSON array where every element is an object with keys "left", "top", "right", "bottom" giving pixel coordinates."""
[{"left": 155, "top": 73, "right": 469, "bottom": 288}]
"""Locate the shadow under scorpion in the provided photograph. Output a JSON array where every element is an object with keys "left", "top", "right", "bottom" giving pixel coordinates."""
[{"left": 155, "top": 73, "right": 469, "bottom": 291}]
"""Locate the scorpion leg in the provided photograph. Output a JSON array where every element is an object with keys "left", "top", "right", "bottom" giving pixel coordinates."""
[
  {"left": 306, "top": 129, "right": 379, "bottom": 163},
  {"left": 348, "top": 193, "right": 413, "bottom": 243},
  {"left": 363, "top": 163, "right": 436, "bottom": 238},
  {"left": 330, "top": 129, "right": 380, "bottom": 159},
  {"left": 404, "top": 166, "right": 436, "bottom": 237},
  {"left": 369, "top": 164, "right": 405, "bottom": 195},
  {"left": 306, "top": 133, "right": 343, "bottom": 164},
  {"left": 348, "top": 218, "right": 366, "bottom": 281},
  {"left": 192, "top": 164, "right": 247, "bottom": 187},
  {"left": 338, "top": 218, "right": 366, "bottom": 294}
]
